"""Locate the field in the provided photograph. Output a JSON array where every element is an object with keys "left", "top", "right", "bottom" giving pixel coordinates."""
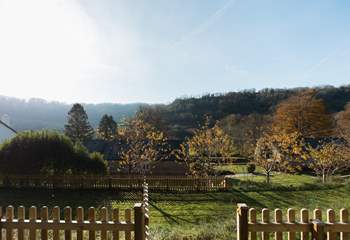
[
  {"left": 148, "top": 166, "right": 350, "bottom": 239},
  {"left": 0, "top": 165, "right": 349, "bottom": 240}
]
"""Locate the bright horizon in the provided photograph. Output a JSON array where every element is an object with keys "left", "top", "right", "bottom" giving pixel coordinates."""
[{"left": 0, "top": 0, "right": 349, "bottom": 104}]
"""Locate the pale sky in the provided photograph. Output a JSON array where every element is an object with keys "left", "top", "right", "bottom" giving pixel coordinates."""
[{"left": 0, "top": 0, "right": 349, "bottom": 103}]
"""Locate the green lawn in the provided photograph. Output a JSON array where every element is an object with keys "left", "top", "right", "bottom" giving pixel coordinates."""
[
  {"left": 147, "top": 171, "right": 350, "bottom": 239},
  {"left": 0, "top": 167, "right": 348, "bottom": 240},
  {"left": 214, "top": 163, "right": 265, "bottom": 174}
]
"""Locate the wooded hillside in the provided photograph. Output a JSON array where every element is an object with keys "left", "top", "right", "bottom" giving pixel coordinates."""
[{"left": 139, "top": 85, "right": 350, "bottom": 140}]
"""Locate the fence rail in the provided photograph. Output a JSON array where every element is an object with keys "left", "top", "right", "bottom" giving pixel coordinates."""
[
  {"left": 236, "top": 203, "right": 350, "bottom": 240},
  {"left": 0, "top": 175, "right": 227, "bottom": 192}
]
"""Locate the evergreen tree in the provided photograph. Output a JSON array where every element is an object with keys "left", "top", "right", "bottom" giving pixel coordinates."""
[
  {"left": 64, "top": 104, "right": 94, "bottom": 143},
  {"left": 97, "top": 114, "right": 118, "bottom": 141}
]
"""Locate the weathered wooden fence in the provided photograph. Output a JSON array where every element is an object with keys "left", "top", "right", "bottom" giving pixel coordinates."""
[
  {"left": 0, "top": 204, "right": 146, "bottom": 240},
  {"left": 237, "top": 203, "right": 350, "bottom": 240},
  {"left": 0, "top": 182, "right": 150, "bottom": 240},
  {"left": 0, "top": 175, "right": 227, "bottom": 192}
]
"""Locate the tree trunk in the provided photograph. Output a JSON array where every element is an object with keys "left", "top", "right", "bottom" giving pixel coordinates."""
[
  {"left": 322, "top": 169, "right": 326, "bottom": 184},
  {"left": 266, "top": 171, "right": 270, "bottom": 184},
  {"left": 128, "top": 164, "right": 132, "bottom": 175}
]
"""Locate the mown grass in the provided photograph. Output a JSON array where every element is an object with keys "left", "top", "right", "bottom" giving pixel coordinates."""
[
  {"left": 214, "top": 163, "right": 265, "bottom": 174},
  {"left": 149, "top": 185, "right": 350, "bottom": 239},
  {"left": 148, "top": 170, "right": 350, "bottom": 240},
  {"left": 0, "top": 166, "right": 348, "bottom": 240}
]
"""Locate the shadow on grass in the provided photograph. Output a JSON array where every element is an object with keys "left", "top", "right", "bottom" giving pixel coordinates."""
[
  {"left": 149, "top": 200, "right": 204, "bottom": 225},
  {"left": 0, "top": 188, "right": 141, "bottom": 209}
]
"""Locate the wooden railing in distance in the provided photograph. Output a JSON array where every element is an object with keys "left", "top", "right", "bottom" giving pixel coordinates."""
[
  {"left": 236, "top": 203, "right": 350, "bottom": 240},
  {"left": 0, "top": 175, "right": 227, "bottom": 192},
  {"left": 0, "top": 204, "right": 147, "bottom": 240}
]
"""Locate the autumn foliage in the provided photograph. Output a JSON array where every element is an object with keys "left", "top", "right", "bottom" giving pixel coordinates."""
[
  {"left": 120, "top": 116, "right": 169, "bottom": 174},
  {"left": 176, "top": 118, "right": 236, "bottom": 176},
  {"left": 272, "top": 90, "right": 334, "bottom": 138}
]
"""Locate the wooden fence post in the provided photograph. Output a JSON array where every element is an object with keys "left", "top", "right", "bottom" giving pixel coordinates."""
[
  {"left": 134, "top": 203, "right": 146, "bottom": 240},
  {"left": 237, "top": 203, "right": 249, "bottom": 240},
  {"left": 312, "top": 220, "right": 325, "bottom": 240}
]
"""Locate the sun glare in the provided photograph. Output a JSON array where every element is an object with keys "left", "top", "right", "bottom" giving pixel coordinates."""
[{"left": 0, "top": 0, "right": 99, "bottom": 102}]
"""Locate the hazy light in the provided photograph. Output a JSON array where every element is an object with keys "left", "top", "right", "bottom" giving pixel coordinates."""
[{"left": 0, "top": 0, "right": 120, "bottom": 103}]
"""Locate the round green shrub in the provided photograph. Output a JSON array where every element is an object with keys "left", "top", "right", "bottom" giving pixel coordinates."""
[
  {"left": 0, "top": 130, "right": 107, "bottom": 175},
  {"left": 247, "top": 163, "right": 256, "bottom": 174}
]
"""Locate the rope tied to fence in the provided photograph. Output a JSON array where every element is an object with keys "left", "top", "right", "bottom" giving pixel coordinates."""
[{"left": 143, "top": 180, "right": 150, "bottom": 239}]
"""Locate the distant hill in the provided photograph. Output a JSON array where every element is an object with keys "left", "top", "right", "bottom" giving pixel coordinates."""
[
  {"left": 2, "top": 85, "right": 350, "bottom": 137},
  {"left": 139, "top": 85, "right": 350, "bottom": 139},
  {"left": 0, "top": 96, "right": 144, "bottom": 131}
]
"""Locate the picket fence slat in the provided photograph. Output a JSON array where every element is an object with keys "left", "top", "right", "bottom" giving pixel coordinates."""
[
  {"left": 113, "top": 209, "right": 120, "bottom": 240},
  {"left": 249, "top": 208, "right": 257, "bottom": 240},
  {"left": 29, "top": 206, "right": 37, "bottom": 240},
  {"left": 18, "top": 206, "right": 25, "bottom": 240},
  {"left": 300, "top": 208, "right": 309, "bottom": 240},
  {"left": 53, "top": 206, "right": 60, "bottom": 240},
  {"left": 275, "top": 209, "right": 283, "bottom": 240},
  {"left": 327, "top": 209, "right": 336, "bottom": 240},
  {"left": 77, "top": 206, "right": 84, "bottom": 240},
  {"left": 64, "top": 207, "right": 72, "bottom": 240},
  {"left": 89, "top": 207, "right": 96, "bottom": 240},
  {"left": 101, "top": 207, "right": 108, "bottom": 240},
  {"left": 41, "top": 206, "right": 49, "bottom": 240},
  {"left": 340, "top": 208, "right": 349, "bottom": 240},
  {"left": 287, "top": 208, "right": 296, "bottom": 240}
]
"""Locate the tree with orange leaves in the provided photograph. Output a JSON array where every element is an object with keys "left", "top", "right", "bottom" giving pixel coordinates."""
[
  {"left": 272, "top": 90, "right": 334, "bottom": 138},
  {"left": 176, "top": 117, "right": 236, "bottom": 176}
]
